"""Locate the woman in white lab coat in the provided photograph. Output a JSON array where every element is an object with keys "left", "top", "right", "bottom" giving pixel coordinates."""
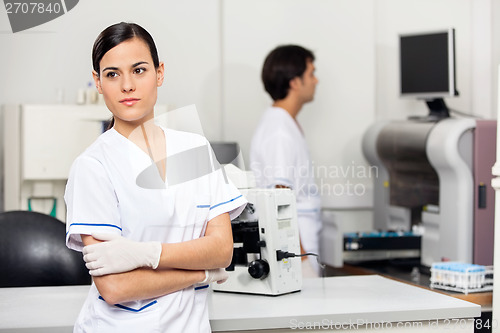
[{"left": 65, "top": 22, "right": 246, "bottom": 332}]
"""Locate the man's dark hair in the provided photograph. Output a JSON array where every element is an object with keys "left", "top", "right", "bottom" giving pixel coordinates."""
[{"left": 261, "top": 45, "right": 315, "bottom": 101}]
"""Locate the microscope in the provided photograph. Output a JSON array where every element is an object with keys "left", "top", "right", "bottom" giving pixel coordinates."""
[{"left": 212, "top": 166, "right": 302, "bottom": 296}]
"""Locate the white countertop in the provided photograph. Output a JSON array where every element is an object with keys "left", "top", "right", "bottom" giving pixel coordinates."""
[
  {"left": 208, "top": 275, "right": 480, "bottom": 331},
  {"left": 0, "top": 284, "right": 88, "bottom": 332},
  {"left": 0, "top": 275, "right": 480, "bottom": 332}
]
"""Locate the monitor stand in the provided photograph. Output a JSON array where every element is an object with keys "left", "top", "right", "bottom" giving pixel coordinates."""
[{"left": 408, "top": 98, "right": 450, "bottom": 122}]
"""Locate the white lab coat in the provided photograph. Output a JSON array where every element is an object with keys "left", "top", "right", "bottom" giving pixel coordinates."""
[
  {"left": 250, "top": 106, "right": 322, "bottom": 274},
  {"left": 65, "top": 127, "right": 246, "bottom": 333}
]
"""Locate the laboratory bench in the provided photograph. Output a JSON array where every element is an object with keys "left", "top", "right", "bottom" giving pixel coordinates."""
[
  {"left": 0, "top": 275, "right": 480, "bottom": 333},
  {"left": 326, "top": 260, "right": 493, "bottom": 333},
  {"left": 325, "top": 260, "right": 493, "bottom": 309}
]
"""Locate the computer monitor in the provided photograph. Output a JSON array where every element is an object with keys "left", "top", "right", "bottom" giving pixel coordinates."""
[
  {"left": 210, "top": 142, "right": 242, "bottom": 168},
  {"left": 399, "top": 28, "right": 458, "bottom": 119}
]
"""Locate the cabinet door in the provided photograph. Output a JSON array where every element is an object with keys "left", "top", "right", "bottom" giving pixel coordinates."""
[{"left": 22, "top": 104, "right": 110, "bottom": 180}]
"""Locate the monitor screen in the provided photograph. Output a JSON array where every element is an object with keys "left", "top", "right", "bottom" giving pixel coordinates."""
[
  {"left": 399, "top": 28, "right": 457, "bottom": 99},
  {"left": 210, "top": 141, "right": 242, "bottom": 168}
]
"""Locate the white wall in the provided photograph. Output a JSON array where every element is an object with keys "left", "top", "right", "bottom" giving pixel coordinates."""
[
  {"left": 1, "top": 0, "right": 499, "bottom": 212},
  {"left": 492, "top": 0, "right": 500, "bottom": 117},
  {"left": 0, "top": 0, "right": 223, "bottom": 140},
  {"left": 222, "top": 0, "right": 376, "bottom": 208}
]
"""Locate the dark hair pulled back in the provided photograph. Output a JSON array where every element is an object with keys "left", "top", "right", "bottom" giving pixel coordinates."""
[{"left": 92, "top": 22, "right": 160, "bottom": 76}]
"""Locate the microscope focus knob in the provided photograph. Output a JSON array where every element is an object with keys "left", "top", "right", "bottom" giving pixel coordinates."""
[{"left": 248, "top": 260, "right": 270, "bottom": 279}]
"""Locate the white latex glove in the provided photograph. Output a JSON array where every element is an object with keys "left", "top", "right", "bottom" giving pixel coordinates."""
[
  {"left": 196, "top": 268, "right": 229, "bottom": 286},
  {"left": 83, "top": 233, "right": 162, "bottom": 276}
]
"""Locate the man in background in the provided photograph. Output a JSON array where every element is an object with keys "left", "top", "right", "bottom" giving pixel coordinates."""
[{"left": 250, "top": 45, "right": 322, "bottom": 276}]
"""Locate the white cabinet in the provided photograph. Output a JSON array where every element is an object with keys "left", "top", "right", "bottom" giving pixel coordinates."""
[
  {"left": 3, "top": 104, "right": 111, "bottom": 221},
  {"left": 21, "top": 105, "right": 110, "bottom": 180}
]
